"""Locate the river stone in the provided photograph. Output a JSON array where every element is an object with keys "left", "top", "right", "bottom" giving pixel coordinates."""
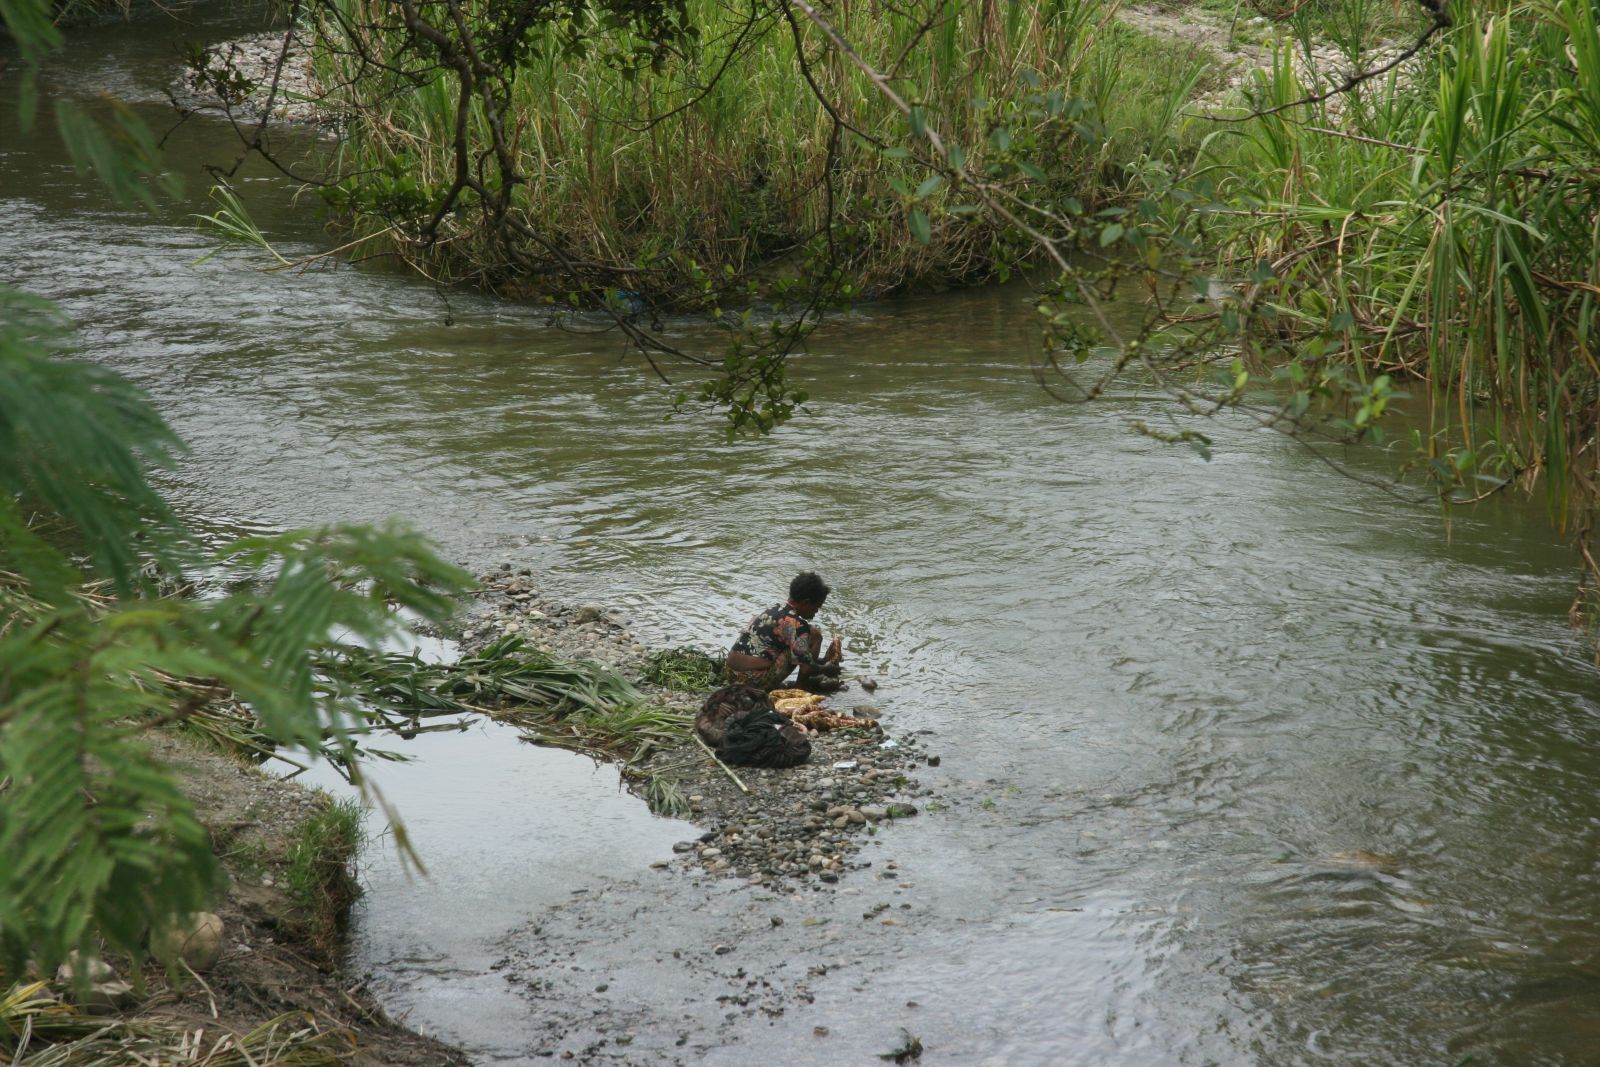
[
  {"left": 574, "top": 604, "right": 605, "bottom": 623},
  {"left": 55, "top": 951, "right": 114, "bottom": 986},
  {"left": 860, "top": 805, "right": 889, "bottom": 822},
  {"left": 846, "top": 809, "right": 867, "bottom": 825},
  {"left": 672, "top": 841, "right": 694, "bottom": 853},
  {"left": 151, "top": 911, "right": 224, "bottom": 972},
  {"left": 885, "top": 803, "right": 919, "bottom": 818},
  {"left": 78, "top": 980, "right": 138, "bottom": 1014}
]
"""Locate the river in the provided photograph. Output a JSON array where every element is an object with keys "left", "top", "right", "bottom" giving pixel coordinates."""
[{"left": 5, "top": 6, "right": 1600, "bottom": 1065}]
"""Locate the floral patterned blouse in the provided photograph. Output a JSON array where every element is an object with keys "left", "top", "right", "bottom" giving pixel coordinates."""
[{"left": 731, "top": 601, "right": 821, "bottom": 667}]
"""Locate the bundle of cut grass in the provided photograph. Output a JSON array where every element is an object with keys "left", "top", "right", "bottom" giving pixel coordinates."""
[{"left": 639, "top": 646, "right": 725, "bottom": 691}]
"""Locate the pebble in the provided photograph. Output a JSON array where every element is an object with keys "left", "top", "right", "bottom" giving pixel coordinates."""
[{"left": 55, "top": 952, "right": 113, "bottom": 985}]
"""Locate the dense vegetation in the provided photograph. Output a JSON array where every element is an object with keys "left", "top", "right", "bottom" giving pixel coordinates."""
[
  {"left": 1189, "top": 0, "right": 1600, "bottom": 623},
  {"left": 300, "top": 0, "right": 1216, "bottom": 298}
]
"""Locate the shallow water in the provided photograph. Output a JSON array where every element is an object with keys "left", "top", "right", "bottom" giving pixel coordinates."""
[{"left": 6, "top": 8, "right": 1600, "bottom": 1064}]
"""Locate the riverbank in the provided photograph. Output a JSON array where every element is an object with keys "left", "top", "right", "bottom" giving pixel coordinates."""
[{"left": 9, "top": 732, "right": 468, "bottom": 1066}]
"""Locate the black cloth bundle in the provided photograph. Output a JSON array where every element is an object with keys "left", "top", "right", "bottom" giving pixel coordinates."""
[{"left": 695, "top": 685, "right": 811, "bottom": 768}]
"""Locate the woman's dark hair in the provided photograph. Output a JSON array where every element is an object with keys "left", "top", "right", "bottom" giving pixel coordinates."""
[{"left": 789, "top": 571, "right": 831, "bottom": 604}]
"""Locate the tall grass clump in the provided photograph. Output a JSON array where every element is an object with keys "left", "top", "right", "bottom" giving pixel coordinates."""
[
  {"left": 1197, "top": 0, "right": 1600, "bottom": 530},
  {"left": 283, "top": 797, "right": 365, "bottom": 957},
  {"left": 305, "top": 0, "right": 1214, "bottom": 303}
]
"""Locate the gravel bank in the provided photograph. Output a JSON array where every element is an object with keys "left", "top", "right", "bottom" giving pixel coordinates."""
[{"left": 465, "top": 568, "right": 943, "bottom": 891}]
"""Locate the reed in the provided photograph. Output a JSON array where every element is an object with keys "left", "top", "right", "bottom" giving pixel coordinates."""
[
  {"left": 306, "top": 0, "right": 1216, "bottom": 301},
  {"left": 1196, "top": 0, "right": 1600, "bottom": 524}
]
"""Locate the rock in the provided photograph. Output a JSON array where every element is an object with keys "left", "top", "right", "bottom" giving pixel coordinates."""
[
  {"left": 574, "top": 605, "right": 605, "bottom": 623},
  {"left": 852, "top": 704, "right": 881, "bottom": 719},
  {"left": 818, "top": 871, "right": 839, "bottom": 883},
  {"left": 55, "top": 951, "right": 114, "bottom": 985},
  {"left": 713, "top": 944, "right": 733, "bottom": 955},
  {"left": 151, "top": 911, "right": 224, "bottom": 972},
  {"left": 885, "top": 803, "right": 919, "bottom": 819},
  {"left": 672, "top": 841, "right": 694, "bottom": 853},
  {"left": 77, "top": 980, "right": 137, "bottom": 1014},
  {"left": 860, "top": 805, "right": 889, "bottom": 822},
  {"left": 846, "top": 809, "right": 867, "bottom": 825}
]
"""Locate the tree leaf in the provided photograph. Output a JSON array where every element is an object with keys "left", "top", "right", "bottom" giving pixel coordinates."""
[{"left": 908, "top": 208, "right": 932, "bottom": 245}]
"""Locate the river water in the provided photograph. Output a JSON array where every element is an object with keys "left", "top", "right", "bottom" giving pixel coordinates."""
[{"left": 6, "top": 7, "right": 1600, "bottom": 1065}]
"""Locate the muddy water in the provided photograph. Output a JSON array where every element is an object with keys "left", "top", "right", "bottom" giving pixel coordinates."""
[{"left": 7, "top": 8, "right": 1600, "bottom": 1065}]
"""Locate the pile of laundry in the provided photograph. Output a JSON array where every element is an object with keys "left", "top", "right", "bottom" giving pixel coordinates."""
[{"left": 695, "top": 685, "right": 880, "bottom": 768}]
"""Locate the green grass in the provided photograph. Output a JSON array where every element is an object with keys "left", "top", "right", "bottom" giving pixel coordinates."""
[
  {"left": 639, "top": 646, "right": 725, "bottom": 691},
  {"left": 283, "top": 796, "right": 364, "bottom": 956}
]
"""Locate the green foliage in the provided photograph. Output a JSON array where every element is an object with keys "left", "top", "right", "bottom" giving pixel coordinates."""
[
  {"left": 328, "top": 635, "right": 649, "bottom": 719},
  {"left": 0, "top": 0, "right": 472, "bottom": 986},
  {"left": 639, "top": 646, "right": 724, "bottom": 690},
  {"left": 0, "top": 289, "right": 182, "bottom": 598},
  {"left": 307, "top": 0, "right": 1211, "bottom": 300},
  {"left": 283, "top": 797, "right": 364, "bottom": 955},
  {"left": 1187, "top": 0, "right": 1600, "bottom": 512}
]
